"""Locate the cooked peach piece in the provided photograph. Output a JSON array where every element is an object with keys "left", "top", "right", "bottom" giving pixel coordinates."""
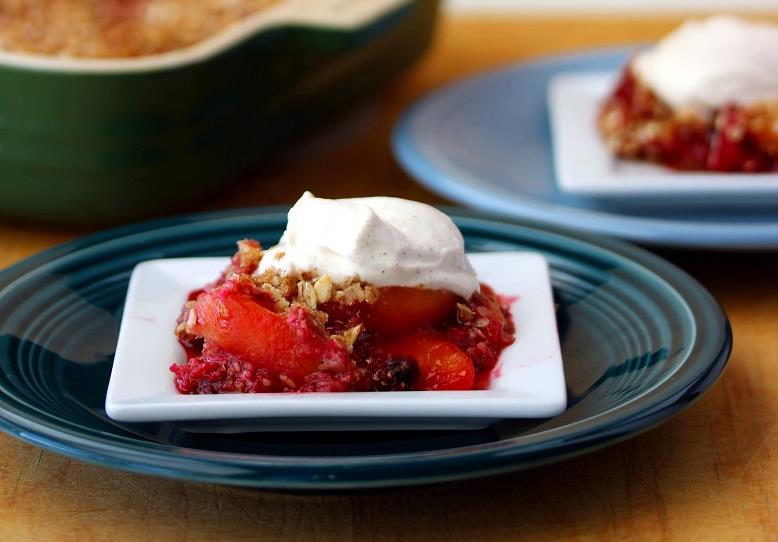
[
  {"left": 364, "top": 287, "right": 458, "bottom": 335},
  {"left": 191, "top": 288, "right": 324, "bottom": 385},
  {"left": 383, "top": 334, "right": 475, "bottom": 391}
]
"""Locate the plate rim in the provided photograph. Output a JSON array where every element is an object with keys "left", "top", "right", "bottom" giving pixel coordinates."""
[
  {"left": 0, "top": 207, "right": 732, "bottom": 489},
  {"left": 392, "top": 46, "right": 778, "bottom": 249}
]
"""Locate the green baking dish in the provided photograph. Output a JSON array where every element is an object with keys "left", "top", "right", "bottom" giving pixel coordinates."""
[{"left": 0, "top": 0, "right": 439, "bottom": 224}]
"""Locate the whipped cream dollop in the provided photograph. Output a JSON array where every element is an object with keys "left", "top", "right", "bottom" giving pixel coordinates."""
[
  {"left": 257, "top": 192, "right": 479, "bottom": 299},
  {"left": 632, "top": 16, "right": 778, "bottom": 111}
]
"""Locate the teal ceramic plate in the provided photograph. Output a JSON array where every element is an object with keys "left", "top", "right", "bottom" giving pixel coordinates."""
[{"left": 0, "top": 208, "right": 731, "bottom": 490}]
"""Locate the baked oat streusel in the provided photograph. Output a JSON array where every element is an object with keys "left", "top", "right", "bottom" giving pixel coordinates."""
[{"left": 0, "top": 0, "right": 276, "bottom": 58}]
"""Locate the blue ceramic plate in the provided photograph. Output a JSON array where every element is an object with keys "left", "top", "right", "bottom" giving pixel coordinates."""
[
  {"left": 0, "top": 208, "right": 730, "bottom": 490},
  {"left": 393, "top": 48, "right": 778, "bottom": 249}
]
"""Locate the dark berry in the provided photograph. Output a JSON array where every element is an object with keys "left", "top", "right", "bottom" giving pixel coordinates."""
[{"left": 370, "top": 356, "right": 419, "bottom": 391}]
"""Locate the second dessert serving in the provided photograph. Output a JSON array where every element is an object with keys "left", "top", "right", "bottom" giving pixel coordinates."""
[{"left": 599, "top": 16, "right": 778, "bottom": 173}]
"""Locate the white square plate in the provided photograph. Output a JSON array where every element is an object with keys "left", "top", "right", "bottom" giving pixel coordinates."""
[
  {"left": 105, "top": 253, "right": 566, "bottom": 432},
  {"left": 548, "top": 71, "right": 778, "bottom": 208}
]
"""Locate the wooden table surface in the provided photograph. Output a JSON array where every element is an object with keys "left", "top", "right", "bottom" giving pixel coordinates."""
[{"left": 1, "top": 13, "right": 777, "bottom": 542}]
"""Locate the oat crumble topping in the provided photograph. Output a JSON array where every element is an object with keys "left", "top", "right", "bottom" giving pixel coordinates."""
[{"left": 0, "top": 0, "right": 277, "bottom": 58}]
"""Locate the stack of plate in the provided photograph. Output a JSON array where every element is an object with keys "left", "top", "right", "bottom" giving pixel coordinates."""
[{"left": 0, "top": 47, "right": 735, "bottom": 491}]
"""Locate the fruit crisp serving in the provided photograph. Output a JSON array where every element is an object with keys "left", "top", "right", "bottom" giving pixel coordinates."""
[{"left": 170, "top": 194, "right": 516, "bottom": 393}]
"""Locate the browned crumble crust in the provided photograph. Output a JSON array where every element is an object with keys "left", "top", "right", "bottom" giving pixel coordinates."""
[{"left": 0, "top": 0, "right": 277, "bottom": 58}]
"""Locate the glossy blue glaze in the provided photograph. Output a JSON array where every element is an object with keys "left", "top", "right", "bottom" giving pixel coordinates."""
[
  {"left": 393, "top": 48, "right": 778, "bottom": 249},
  {"left": 0, "top": 208, "right": 731, "bottom": 489}
]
